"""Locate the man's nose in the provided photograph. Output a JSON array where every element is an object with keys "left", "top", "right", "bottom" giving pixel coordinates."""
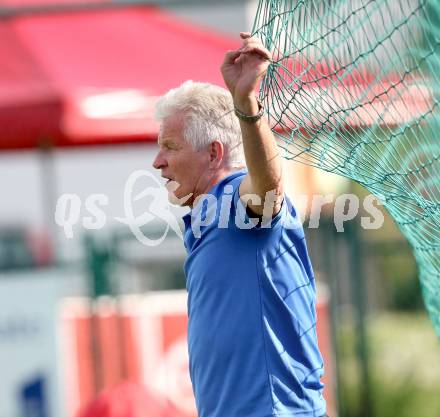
[{"left": 153, "top": 151, "right": 167, "bottom": 170}]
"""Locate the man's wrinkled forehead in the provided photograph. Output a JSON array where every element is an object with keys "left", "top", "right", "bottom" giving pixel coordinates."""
[
  {"left": 157, "top": 124, "right": 165, "bottom": 143},
  {"left": 157, "top": 115, "right": 186, "bottom": 147},
  {"left": 158, "top": 112, "right": 185, "bottom": 137}
]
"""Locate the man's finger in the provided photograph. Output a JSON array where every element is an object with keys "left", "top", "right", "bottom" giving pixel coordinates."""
[
  {"left": 222, "top": 50, "right": 241, "bottom": 65},
  {"left": 240, "top": 36, "right": 257, "bottom": 47},
  {"left": 240, "top": 31, "right": 252, "bottom": 39},
  {"left": 240, "top": 45, "right": 272, "bottom": 61},
  {"left": 240, "top": 39, "right": 271, "bottom": 58}
]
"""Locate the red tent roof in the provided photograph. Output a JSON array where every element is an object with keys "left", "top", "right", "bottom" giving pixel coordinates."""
[{"left": 0, "top": 6, "right": 239, "bottom": 150}]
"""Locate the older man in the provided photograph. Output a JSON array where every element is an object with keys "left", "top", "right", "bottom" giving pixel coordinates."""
[{"left": 153, "top": 32, "right": 327, "bottom": 417}]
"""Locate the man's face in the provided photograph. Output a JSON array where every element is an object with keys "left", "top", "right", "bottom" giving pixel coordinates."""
[{"left": 153, "top": 114, "right": 211, "bottom": 206}]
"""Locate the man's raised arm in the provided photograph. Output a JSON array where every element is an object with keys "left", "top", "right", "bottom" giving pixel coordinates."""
[{"left": 221, "top": 32, "right": 284, "bottom": 217}]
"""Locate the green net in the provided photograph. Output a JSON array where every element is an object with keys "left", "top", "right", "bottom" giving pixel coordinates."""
[{"left": 252, "top": 0, "right": 440, "bottom": 337}]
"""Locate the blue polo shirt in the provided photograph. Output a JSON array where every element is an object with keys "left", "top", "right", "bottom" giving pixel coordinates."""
[{"left": 183, "top": 171, "right": 326, "bottom": 417}]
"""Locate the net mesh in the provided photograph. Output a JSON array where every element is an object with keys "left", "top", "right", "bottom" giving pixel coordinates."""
[{"left": 252, "top": 0, "right": 440, "bottom": 337}]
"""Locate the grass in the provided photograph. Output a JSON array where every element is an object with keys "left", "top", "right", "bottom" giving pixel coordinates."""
[{"left": 338, "top": 312, "right": 440, "bottom": 417}]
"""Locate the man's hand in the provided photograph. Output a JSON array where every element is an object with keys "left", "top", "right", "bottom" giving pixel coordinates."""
[
  {"left": 221, "top": 32, "right": 272, "bottom": 107},
  {"left": 220, "top": 32, "right": 283, "bottom": 218}
]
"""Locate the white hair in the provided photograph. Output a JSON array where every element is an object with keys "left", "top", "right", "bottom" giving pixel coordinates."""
[{"left": 155, "top": 80, "right": 245, "bottom": 169}]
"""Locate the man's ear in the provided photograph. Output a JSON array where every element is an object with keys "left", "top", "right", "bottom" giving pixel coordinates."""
[{"left": 208, "top": 140, "right": 225, "bottom": 168}]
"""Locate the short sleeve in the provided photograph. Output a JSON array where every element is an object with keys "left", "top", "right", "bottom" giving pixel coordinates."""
[{"left": 230, "top": 176, "right": 290, "bottom": 232}]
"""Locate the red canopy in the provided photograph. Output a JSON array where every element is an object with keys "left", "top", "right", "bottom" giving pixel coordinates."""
[{"left": 0, "top": 6, "right": 239, "bottom": 150}]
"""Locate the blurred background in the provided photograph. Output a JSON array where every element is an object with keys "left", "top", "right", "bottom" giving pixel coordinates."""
[{"left": 0, "top": 1, "right": 439, "bottom": 417}]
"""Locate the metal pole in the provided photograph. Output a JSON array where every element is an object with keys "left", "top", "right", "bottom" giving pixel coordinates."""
[
  {"left": 324, "top": 219, "right": 345, "bottom": 417},
  {"left": 39, "top": 146, "right": 59, "bottom": 265},
  {"left": 346, "top": 220, "right": 373, "bottom": 417}
]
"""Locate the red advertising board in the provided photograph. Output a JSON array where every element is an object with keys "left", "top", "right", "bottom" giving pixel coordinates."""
[{"left": 60, "top": 289, "right": 335, "bottom": 417}]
